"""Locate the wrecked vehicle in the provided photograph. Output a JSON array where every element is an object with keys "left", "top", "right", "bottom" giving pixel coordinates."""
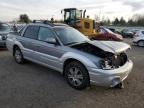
[{"left": 6, "top": 21, "right": 133, "bottom": 90}]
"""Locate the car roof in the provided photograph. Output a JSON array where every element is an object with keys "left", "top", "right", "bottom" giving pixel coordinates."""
[
  {"left": 28, "top": 20, "right": 69, "bottom": 29},
  {"left": 53, "top": 23, "right": 69, "bottom": 27}
]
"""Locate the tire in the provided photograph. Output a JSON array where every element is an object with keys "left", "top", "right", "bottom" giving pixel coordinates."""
[
  {"left": 64, "top": 61, "right": 90, "bottom": 90},
  {"left": 137, "top": 40, "right": 144, "bottom": 47},
  {"left": 14, "top": 47, "right": 25, "bottom": 64},
  {"left": 114, "top": 82, "right": 124, "bottom": 89}
]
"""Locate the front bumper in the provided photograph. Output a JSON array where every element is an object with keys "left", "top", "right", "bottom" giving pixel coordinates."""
[
  {"left": 88, "top": 60, "right": 133, "bottom": 87},
  {"left": 0, "top": 40, "right": 6, "bottom": 48}
]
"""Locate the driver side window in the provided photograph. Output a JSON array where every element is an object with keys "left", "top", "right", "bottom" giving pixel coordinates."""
[{"left": 38, "top": 27, "right": 54, "bottom": 42}]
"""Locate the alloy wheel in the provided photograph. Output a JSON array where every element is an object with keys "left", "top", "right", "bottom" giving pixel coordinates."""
[
  {"left": 15, "top": 49, "right": 22, "bottom": 63},
  {"left": 67, "top": 67, "right": 83, "bottom": 87}
]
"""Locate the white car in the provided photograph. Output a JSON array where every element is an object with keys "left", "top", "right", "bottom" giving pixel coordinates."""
[{"left": 133, "top": 30, "right": 144, "bottom": 47}]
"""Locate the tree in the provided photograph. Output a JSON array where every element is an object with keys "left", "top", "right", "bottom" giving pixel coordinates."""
[
  {"left": 119, "top": 17, "right": 126, "bottom": 25},
  {"left": 128, "top": 19, "right": 134, "bottom": 26},
  {"left": 106, "top": 19, "right": 111, "bottom": 25},
  {"left": 102, "top": 19, "right": 111, "bottom": 25},
  {"left": 94, "top": 14, "right": 144, "bottom": 26},
  {"left": 137, "top": 15, "right": 144, "bottom": 26},
  {"left": 130, "top": 14, "right": 144, "bottom": 26},
  {"left": 113, "top": 17, "right": 119, "bottom": 25},
  {"left": 101, "top": 16, "right": 111, "bottom": 25},
  {"left": 19, "top": 14, "right": 31, "bottom": 23}
]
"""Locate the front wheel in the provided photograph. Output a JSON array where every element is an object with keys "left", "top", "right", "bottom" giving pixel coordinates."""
[
  {"left": 137, "top": 40, "right": 144, "bottom": 47},
  {"left": 64, "top": 61, "right": 90, "bottom": 90},
  {"left": 14, "top": 47, "right": 25, "bottom": 64}
]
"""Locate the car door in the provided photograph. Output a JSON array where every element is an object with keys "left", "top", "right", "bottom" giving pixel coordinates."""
[
  {"left": 17, "top": 25, "right": 39, "bottom": 59},
  {"left": 33, "top": 26, "right": 65, "bottom": 71}
]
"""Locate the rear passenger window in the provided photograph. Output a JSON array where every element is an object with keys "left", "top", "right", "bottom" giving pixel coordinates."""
[
  {"left": 38, "top": 27, "right": 54, "bottom": 41},
  {"left": 24, "top": 26, "right": 39, "bottom": 39},
  {"left": 142, "top": 31, "right": 144, "bottom": 35}
]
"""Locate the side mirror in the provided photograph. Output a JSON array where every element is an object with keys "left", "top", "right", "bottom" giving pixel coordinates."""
[{"left": 46, "top": 38, "right": 58, "bottom": 45}]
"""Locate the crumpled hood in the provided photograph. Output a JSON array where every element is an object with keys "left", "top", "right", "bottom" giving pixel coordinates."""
[{"left": 91, "top": 40, "right": 131, "bottom": 54}]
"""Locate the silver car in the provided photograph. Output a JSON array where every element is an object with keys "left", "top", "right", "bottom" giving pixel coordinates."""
[
  {"left": 0, "top": 23, "right": 11, "bottom": 48},
  {"left": 6, "top": 22, "right": 133, "bottom": 90}
]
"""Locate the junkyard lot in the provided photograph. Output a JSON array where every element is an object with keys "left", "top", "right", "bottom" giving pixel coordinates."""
[{"left": 0, "top": 39, "right": 143, "bottom": 108}]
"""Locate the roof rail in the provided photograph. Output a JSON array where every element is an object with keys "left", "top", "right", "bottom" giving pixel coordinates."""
[{"left": 32, "top": 20, "right": 54, "bottom": 27}]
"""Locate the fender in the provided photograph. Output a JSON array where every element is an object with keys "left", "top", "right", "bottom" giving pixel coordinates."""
[{"left": 60, "top": 52, "right": 98, "bottom": 70}]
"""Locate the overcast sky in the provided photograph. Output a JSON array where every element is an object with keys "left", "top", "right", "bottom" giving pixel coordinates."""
[{"left": 0, "top": 0, "right": 144, "bottom": 21}]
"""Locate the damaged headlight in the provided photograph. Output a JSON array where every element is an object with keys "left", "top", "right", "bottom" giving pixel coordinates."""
[{"left": 100, "top": 59, "right": 113, "bottom": 70}]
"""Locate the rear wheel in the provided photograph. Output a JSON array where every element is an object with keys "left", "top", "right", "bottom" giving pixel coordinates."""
[
  {"left": 64, "top": 61, "right": 90, "bottom": 90},
  {"left": 14, "top": 47, "right": 25, "bottom": 64},
  {"left": 137, "top": 40, "right": 144, "bottom": 47}
]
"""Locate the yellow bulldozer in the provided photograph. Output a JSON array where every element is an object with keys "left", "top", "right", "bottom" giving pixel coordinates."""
[{"left": 61, "top": 8, "right": 98, "bottom": 37}]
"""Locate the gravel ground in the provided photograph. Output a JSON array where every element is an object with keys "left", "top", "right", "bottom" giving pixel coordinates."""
[{"left": 0, "top": 39, "right": 144, "bottom": 108}]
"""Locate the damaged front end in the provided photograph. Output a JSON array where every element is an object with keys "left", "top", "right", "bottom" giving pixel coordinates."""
[
  {"left": 70, "top": 42, "right": 129, "bottom": 70},
  {"left": 70, "top": 41, "right": 133, "bottom": 88},
  {"left": 99, "top": 52, "right": 128, "bottom": 70}
]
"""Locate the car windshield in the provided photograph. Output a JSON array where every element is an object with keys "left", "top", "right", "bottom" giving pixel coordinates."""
[
  {"left": 0, "top": 23, "right": 10, "bottom": 33},
  {"left": 105, "top": 28, "right": 114, "bottom": 34},
  {"left": 54, "top": 27, "right": 90, "bottom": 45}
]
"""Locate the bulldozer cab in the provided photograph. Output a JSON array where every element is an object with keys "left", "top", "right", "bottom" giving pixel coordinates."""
[
  {"left": 62, "top": 8, "right": 82, "bottom": 26},
  {"left": 62, "top": 8, "right": 96, "bottom": 36}
]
